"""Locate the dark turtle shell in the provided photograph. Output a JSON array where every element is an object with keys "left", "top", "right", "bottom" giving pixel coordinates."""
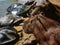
[
  {"left": 0, "top": 15, "right": 14, "bottom": 26},
  {"left": 0, "top": 26, "right": 19, "bottom": 45},
  {"left": 7, "top": 3, "right": 31, "bottom": 17},
  {"left": 7, "top": 2, "right": 35, "bottom": 18},
  {"left": 0, "top": 14, "right": 24, "bottom": 26}
]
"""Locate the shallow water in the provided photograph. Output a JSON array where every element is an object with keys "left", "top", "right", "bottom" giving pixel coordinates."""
[{"left": 0, "top": 0, "right": 17, "bottom": 16}]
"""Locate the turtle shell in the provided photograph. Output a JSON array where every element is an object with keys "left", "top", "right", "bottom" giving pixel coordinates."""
[
  {"left": 0, "top": 14, "right": 24, "bottom": 26},
  {"left": 0, "top": 15, "right": 14, "bottom": 26},
  {"left": 7, "top": 3, "right": 31, "bottom": 18},
  {"left": 0, "top": 26, "right": 19, "bottom": 45}
]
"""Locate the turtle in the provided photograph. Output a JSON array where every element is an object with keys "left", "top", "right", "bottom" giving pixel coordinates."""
[
  {"left": 7, "top": 3, "right": 36, "bottom": 18},
  {"left": 0, "top": 14, "right": 24, "bottom": 26},
  {"left": 0, "top": 15, "right": 14, "bottom": 26},
  {"left": 6, "top": 3, "right": 36, "bottom": 26},
  {"left": 0, "top": 26, "right": 19, "bottom": 45}
]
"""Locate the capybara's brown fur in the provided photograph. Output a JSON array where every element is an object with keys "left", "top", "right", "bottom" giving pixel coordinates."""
[{"left": 23, "top": 14, "right": 60, "bottom": 45}]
